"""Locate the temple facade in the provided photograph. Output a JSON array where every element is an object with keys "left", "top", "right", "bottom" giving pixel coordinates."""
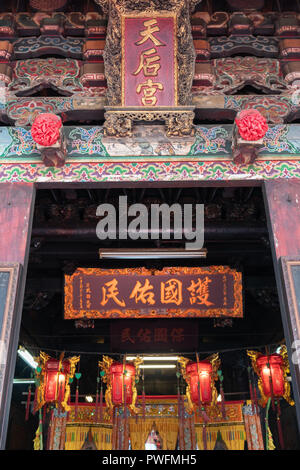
[{"left": 1, "top": 0, "right": 300, "bottom": 451}]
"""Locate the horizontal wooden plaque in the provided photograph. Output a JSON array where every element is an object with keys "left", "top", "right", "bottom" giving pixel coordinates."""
[{"left": 64, "top": 266, "right": 243, "bottom": 319}]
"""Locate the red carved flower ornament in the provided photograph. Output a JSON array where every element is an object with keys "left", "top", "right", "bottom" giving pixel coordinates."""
[
  {"left": 31, "top": 113, "right": 62, "bottom": 147},
  {"left": 235, "top": 109, "right": 268, "bottom": 141}
]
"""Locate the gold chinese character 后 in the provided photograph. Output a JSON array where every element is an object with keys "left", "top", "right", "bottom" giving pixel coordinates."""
[
  {"left": 154, "top": 328, "right": 168, "bottom": 343},
  {"left": 136, "top": 78, "right": 163, "bottom": 106},
  {"left": 100, "top": 278, "right": 125, "bottom": 307},
  {"left": 129, "top": 278, "right": 155, "bottom": 305},
  {"left": 121, "top": 328, "right": 135, "bottom": 344},
  {"left": 161, "top": 279, "right": 183, "bottom": 306},
  {"left": 187, "top": 277, "right": 214, "bottom": 306},
  {"left": 133, "top": 48, "right": 161, "bottom": 77},
  {"left": 135, "top": 19, "right": 165, "bottom": 47}
]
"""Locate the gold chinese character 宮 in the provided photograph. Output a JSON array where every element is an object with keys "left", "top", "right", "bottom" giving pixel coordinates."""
[
  {"left": 133, "top": 48, "right": 161, "bottom": 77},
  {"left": 187, "top": 277, "right": 214, "bottom": 306},
  {"left": 136, "top": 78, "right": 163, "bottom": 106},
  {"left": 161, "top": 279, "right": 183, "bottom": 306},
  {"left": 129, "top": 278, "right": 155, "bottom": 305},
  {"left": 135, "top": 19, "right": 165, "bottom": 47},
  {"left": 100, "top": 278, "right": 125, "bottom": 307}
]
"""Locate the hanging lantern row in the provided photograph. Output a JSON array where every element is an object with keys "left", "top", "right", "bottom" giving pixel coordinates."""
[
  {"left": 34, "top": 351, "right": 80, "bottom": 413},
  {"left": 178, "top": 353, "right": 222, "bottom": 418},
  {"left": 98, "top": 356, "right": 143, "bottom": 414},
  {"left": 247, "top": 346, "right": 294, "bottom": 408}
]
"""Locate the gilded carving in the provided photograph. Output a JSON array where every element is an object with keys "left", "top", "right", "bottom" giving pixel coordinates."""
[{"left": 94, "top": 0, "right": 201, "bottom": 107}]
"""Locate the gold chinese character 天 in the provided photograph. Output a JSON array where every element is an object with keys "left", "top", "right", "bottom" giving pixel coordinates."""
[
  {"left": 136, "top": 78, "right": 163, "bottom": 106},
  {"left": 100, "top": 278, "right": 125, "bottom": 307},
  {"left": 133, "top": 48, "right": 161, "bottom": 77},
  {"left": 121, "top": 328, "right": 135, "bottom": 344},
  {"left": 161, "top": 279, "right": 183, "bottom": 306},
  {"left": 170, "top": 328, "right": 184, "bottom": 343},
  {"left": 154, "top": 328, "right": 168, "bottom": 343},
  {"left": 137, "top": 328, "right": 152, "bottom": 343},
  {"left": 135, "top": 19, "right": 165, "bottom": 47},
  {"left": 129, "top": 278, "right": 155, "bottom": 305},
  {"left": 187, "top": 277, "right": 214, "bottom": 306}
]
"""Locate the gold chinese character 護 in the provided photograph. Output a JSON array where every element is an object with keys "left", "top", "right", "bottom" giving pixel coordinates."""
[{"left": 187, "top": 277, "right": 214, "bottom": 306}]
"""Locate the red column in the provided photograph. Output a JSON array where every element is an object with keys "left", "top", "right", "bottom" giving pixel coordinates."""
[
  {"left": 263, "top": 180, "right": 300, "bottom": 429},
  {"left": 0, "top": 183, "right": 35, "bottom": 449}
]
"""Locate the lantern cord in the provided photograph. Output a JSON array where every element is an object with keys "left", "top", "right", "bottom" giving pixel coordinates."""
[
  {"left": 265, "top": 397, "right": 276, "bottom": 451},
  {"left": 39, "top": 408, "right": 43, "bottom": 451},
  {"left": 247, "top": 366, "right": 255, "bottom": 414},
  {"left": 276, "top": 400, "right": 285, "bottom": 450},
  {"left": 25, "top": 384, "right": 31, "bottom": 421},
  {"left": 99, "top": 381, "right": 103, "bottom": 423},
  {"left": 23, "top": 341, "right": 283, "bottom": 358}
]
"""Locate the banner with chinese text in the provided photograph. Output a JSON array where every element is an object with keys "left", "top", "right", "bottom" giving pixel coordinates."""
[
  {"left": 110, "top": 319, "right": 198, "bottom": 352},
  {"left": 121, "top": 13, "right": 177, "bottom": 106},
  {"left": 64, "top": 267, "right": 243, "bottom": 319}
]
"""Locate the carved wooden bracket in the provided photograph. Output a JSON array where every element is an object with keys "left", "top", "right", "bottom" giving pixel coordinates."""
[
  {"left": 103, "top": 106, "right": 195, "bottom": 138},
  {"left": 232, "top": 127, "right": 263, "bottom": 164},
  {"left": 36, "top": 129, "right": 67, "bottom": 168}
]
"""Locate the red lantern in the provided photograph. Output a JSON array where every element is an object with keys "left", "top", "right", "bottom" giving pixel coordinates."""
[
  {"left": 186, "top": 362, "right": 213, "bottom": 405},
  {"left": 35, "top": 352, "right": 80, "bottom": 412},
  {"left": 256, "top": 354, "right": 285, "bottom": 399},
  {"left": 44, "top": 358, "right": 70, "bottom": 404},
  {"left": 111, "top": 363, "right": 135, "bottom": 406}
]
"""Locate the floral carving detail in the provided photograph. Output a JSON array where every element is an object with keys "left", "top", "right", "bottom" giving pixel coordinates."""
[
  {"left": 31, "top": 113, "right": 62, "bottom": 147},
  {"left": 235, "top": 109, "right": 268, "bottom": 141}
]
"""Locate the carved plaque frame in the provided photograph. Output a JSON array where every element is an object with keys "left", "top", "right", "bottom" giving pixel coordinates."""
[{"left": 94, "top": 0, "right": 201, "bottom": 106}]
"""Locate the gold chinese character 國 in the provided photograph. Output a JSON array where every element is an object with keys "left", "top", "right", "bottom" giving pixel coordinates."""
[
  {"left": 135, "top": 19, "right": 165, "bottom": 47},
  {"left": 133, "top": 48, "right": 161, "bottom": 77},
  {"left": 136, "top": 79, "right": 163, "bottom": 106},
  {"left": 129, "top": 278, "right": 155, "bottom": 305},
  {"left": 187, "top": 277, "right": 214, "bottom": 306},
  {"left": 154, "top": 328, "right": 168, "bottom": 343},
  {"left": 100, "top": 279, "right": 125, "bottom": 307},
  {"left": 161, "top": 279, "right": 183, "bottom": 306}
]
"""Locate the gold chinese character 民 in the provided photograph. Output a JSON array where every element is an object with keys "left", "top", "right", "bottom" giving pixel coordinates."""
[
  {"left": 133, "top": 48, "right": 161, "bottom": 77},
  {"left": 135, "top": 19, "right": 165, "bottom": 47},
  {"left": 100, "top": 279, "right": 125, "bottom": 307},
  {"left": 187, "top": 277, "right": 214, "bottom": 306},
  {"left": 136, "top": 78, "right": 163, "bottom": 106},
  {"left": 121, "top": 328, "right": 135, "bottom": 344},
  {"left": 161, "top": 279, "right": 183, "bottom": 306},
  {"left": 129, "top": 278, "right": 155, "bottom": 305}
]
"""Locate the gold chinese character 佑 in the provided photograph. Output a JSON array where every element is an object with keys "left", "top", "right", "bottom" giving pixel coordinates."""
[
  {"left": 136, "top": 78, "right": 163, "bottom": 106},
  {"left": 135, "top": 19, "right": 165, "bottom": 47},
  {"left": 100, "top": 278, "right": 125, "bottom": 307},
  {"left": 133, "top": 48, "right": 161, "bottom": 77},
  {"left": 129, "top": 278, "right": 155, "bottom": 305},
  {"left": 187, "top": 277, "right": 214, "bottom": 306},
  {"left": 161, "top": 279, "right": 183, "bottom": 306}
]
